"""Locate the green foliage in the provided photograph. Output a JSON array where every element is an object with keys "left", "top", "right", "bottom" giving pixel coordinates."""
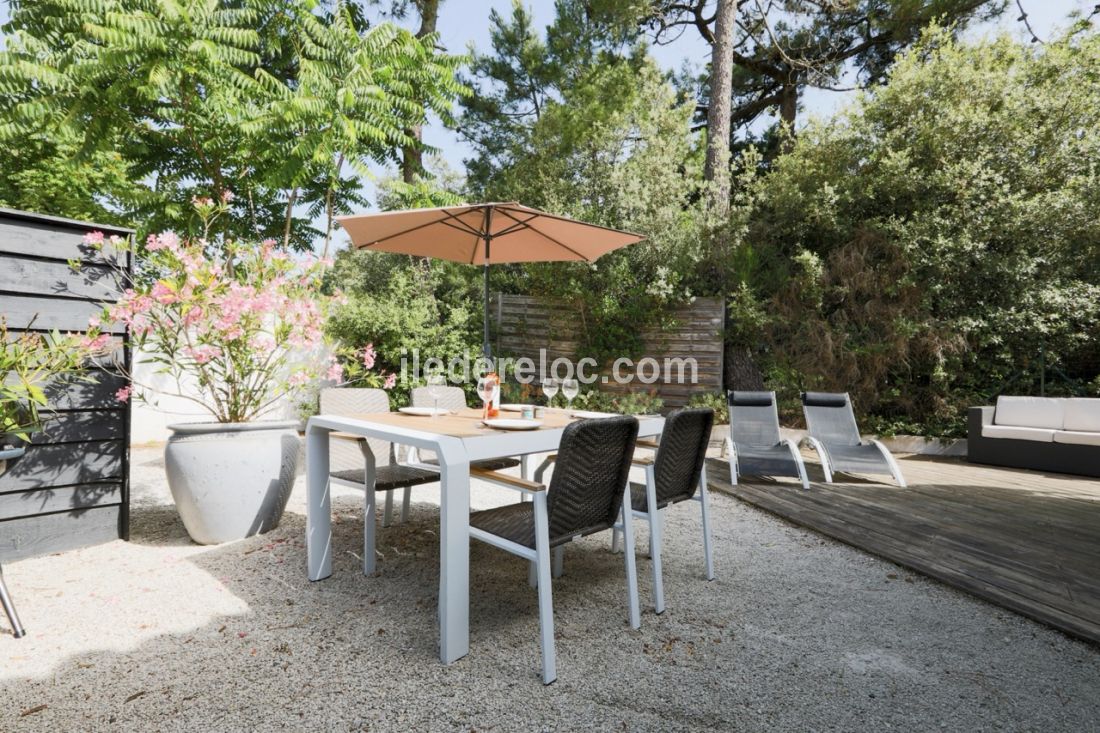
[
  {"left": 325, "top": 257, "right": 477, "bottom": 402},
  {"left": 738, "top": 25, "right": 1100, "bottom": 437},
  {"left": 569, "top": 389, "right": 665, "bottom": 416},
  {"left": 1, "top": 321, "right": 101, "bottom": 442},
  {"left": 686, "top": 392, "right": 728, "bottom": 425},
  {"left": 0, "top": 0, "right": 465, "bottom": 246},
  {"left": 462, "top": 3, "right": 711, "bottom": 363}
]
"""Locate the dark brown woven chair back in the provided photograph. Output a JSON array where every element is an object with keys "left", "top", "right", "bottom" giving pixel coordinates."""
[
  {"left": 546, "top": 415, "right": 639, "bottom": 542},
  {"left": 654, "top": 408, "right": 715, "bottom": 505}
]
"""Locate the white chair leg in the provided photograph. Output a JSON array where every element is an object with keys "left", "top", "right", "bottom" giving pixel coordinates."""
[
  {"left": 611, "top": 527, "right": 622, "bottom": 554},
  {"left": 619, "top": 487, "right": 641, "bottom": 629},
  {"left": 552, "top": 545, "right": 564, "bottom": 579},
  {"left": 645, "top": 465, "right": 665, "bottom": 614},
  {"left": 807, "top": 438, "right": 834, "bottom": 483},
  {"left": 382, "top": 490, "right": 394, "bottom": 527},
  {"left": 400, "top": 486, "right": 412, "bottom": 522},
  {"left": 725, "top": 436, "right": 738, "bottom": 486},
  {"left": 532, "top": 492, "right": 556, "bottom": 684},
  {"left": 699, "top": 466, "right": 715, "bottom": 581},
  {"left": 785, "top": 438, "right": 810, "bottom": 490},
  {"left": 528, "top": 560, "right": 538, "bottom": 588},
  {"left": 871, "top": 440, "right": 907, "bottom": 488},
  {"left": 363, "top": 485, "right": 377, "bottom": 575}
]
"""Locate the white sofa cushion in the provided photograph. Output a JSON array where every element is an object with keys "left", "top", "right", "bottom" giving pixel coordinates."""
[
  {"left": 982, "top": 424, "right": 1055, "bottom": 442},
  {"left": 1062, "top": 398, "right": 1100, "bottom": 433},
  {"left": 994, "top": 396, "right": 1065, "bottom": 430},
  {"left": 1053, "top": 430, "right": 1100, "bottom": 447}
]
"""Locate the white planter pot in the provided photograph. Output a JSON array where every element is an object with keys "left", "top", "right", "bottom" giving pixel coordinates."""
[{"left": 165, "top": 421, "right": 300, "bottom": 545}]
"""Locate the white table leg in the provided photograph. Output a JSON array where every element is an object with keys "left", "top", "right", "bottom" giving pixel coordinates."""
[
  {"left": 306, "top": 423, "right": 333, "bottom": 581},
  {"left": 438, "top": 451, "right": 471, "bottom": 664}
]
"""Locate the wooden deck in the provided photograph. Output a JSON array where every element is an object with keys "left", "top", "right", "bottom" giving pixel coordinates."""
[{"left": 706, "top": 453, "right": 1100, "bottom": 644}]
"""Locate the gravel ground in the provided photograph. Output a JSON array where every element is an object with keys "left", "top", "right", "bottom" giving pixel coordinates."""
[{"left": 2, "top": 446, "right": 1099, "bottom": 732}]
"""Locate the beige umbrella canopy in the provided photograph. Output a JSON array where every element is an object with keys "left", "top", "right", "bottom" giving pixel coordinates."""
[{"left": 336, "top": 202, "right": 645, "bottom": 358}]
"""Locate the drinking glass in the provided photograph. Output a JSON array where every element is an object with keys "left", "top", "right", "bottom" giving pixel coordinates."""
[
  {"left": 541, "top": 378, "right": 559, "bottom": 407},
  {"left": 426, "top": 374, "right": 446, "bottom": 417},
  {"left": 561, "top": 378, "right": 579, "bottom": 410},
  {"left": 477, "top": 376, "right": 495, "bottom": 416}
]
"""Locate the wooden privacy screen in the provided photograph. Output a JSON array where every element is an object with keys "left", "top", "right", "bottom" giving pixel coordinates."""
[
  {"left": 0, "top": 208, "right": 133, "bottom": 562},
  {"left": 492, "top": 294, "right": 724, "bottom": 408}
]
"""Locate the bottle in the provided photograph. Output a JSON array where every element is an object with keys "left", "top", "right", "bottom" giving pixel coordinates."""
[{"left": 487, "top": 372, "right": 500, "bottom": 418}]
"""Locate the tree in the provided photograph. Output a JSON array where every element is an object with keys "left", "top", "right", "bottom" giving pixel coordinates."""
[
  {"left": 0, "top": 0, "right": 465, "bottom": 249},
  {"left": 638, "top": 1, "right": 1005, "bottom": 138},
  {"left": 739, "top": 25, "right": 1100, "bottom": 435},
  {"left": 704, "top": 0, "right": 737, "bottom": 212}
]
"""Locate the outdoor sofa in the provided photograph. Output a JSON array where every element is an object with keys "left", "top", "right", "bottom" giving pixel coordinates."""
[{"left": 968, "top": 396, "right": 1100, "bottom": 478}]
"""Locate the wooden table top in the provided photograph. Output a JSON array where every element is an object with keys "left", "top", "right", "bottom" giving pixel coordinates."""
[{"left": 330, "top": 407, "right": 592, "bottom": 440}]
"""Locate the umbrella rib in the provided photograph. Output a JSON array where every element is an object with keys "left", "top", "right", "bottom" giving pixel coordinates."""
[
  {"left": 356, "top": 208, "right": 483, "bottom": 248},
  {"left": 492, "top": 213, "right": 540, "bottom": 239},
  {"left": 496, "top": 204, "right": 644, "bottom": 239}
]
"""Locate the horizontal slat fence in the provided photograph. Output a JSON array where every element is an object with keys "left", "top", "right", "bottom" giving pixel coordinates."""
[
  {"left": 492, "top": 294, "right": 724, "bottom": 408},
  {"left": 0, "top": 208, "right": 132, "bottom": 562}
]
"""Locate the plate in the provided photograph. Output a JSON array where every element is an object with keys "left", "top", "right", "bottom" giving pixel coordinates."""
[
  {"left": 482, "top": 418, "right": 542, "bottom": 430},
  {"left": 571, "top": 410, "right": 616, "bottom": 419},
  {"left": 398, "top": 406, "right": 449, "bottom": 417},
  {"left": 499, "top": 404, "right": 530, "bottom": 412}
]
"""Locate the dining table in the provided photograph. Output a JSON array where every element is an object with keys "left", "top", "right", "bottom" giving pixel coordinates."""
[{"left": 304, "top": 406, "right": 666, "bottom": 665}]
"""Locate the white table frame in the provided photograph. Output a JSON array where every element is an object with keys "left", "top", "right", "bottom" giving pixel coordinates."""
[{"left": 305, "top": 412, "right": 665, "bottom": 665}]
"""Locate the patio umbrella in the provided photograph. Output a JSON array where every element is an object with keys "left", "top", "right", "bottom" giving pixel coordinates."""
[{"left": 336, "top": 202, "right": 645, "bottom": 359}]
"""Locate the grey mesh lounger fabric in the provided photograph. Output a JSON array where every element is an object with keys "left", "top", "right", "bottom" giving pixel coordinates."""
[
  {"left": 800, "top": 392, "right": 907, "bottom": 486},
  {"left": 725, "top": 391, "right": 809, "bottom": 489}
]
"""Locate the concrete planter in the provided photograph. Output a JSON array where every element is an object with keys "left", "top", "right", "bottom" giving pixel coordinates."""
[
  {"left": 0, "top": 444, "right": 26, "bottom": 475},
  {"left": 165, "top": 421, "right": 300, "bottom": 545}
]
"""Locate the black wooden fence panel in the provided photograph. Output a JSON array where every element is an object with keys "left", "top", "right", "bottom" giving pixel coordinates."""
[{"left": 0, "top": 208, "right": 132, "bottom": 562}]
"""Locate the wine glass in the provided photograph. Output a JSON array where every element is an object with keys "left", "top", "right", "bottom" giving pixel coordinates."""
[
  {"left": 426, "top": 374, "right": 446, "bottom": 417},
  {"left": 477, "top": 376, "right": 495, "bottom": 417},
  {"left": 561, "top": 378, "right": 579, "bottom": 410},
  {"left": 541, "top": 378, "right": 559, "bottom": 408}
]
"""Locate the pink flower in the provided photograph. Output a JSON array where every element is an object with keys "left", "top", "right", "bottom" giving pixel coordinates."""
[
  {"left": 362, "top": 344, "right": 376, "bottom": 370},
  {"left": 116, "top": 385, "right": 132, "bottom": 403},
  {"left": 146, "top": 232, "right": 180, "bottom": 253},
  {"left": 88, "top": 315, "right": 102, "bottom": 328},
  {"left": 192, "top": 196, "right": 213, "bottom": 207},
  {"left": 83, "top": 231, "right": 105, "bottom": 245},
  {"left": 383, "top": 373, "right": 396, "bottom": 390},
  {"left": 288, "top": 371, "right": 310, "bottom": 388},
  {"left": 326, "top": 362, "right": 344, "bottom": 382},
  {"left": 185, "top": 344, "right": 222, "bottom": 364},
  {"left": 151, "top": 281, "right": 176, "bottom": 304},
  {"left": 221, "top": 191, "right": 235, "bottom": 204},
  {"left": 183, "top": 306, "right": 204, "bottom": 326},
  {"left": 81, "top": 333, "right": 111, "bottom": 351}
]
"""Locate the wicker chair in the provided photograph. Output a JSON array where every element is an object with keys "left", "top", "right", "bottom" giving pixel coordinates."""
[
  {"left": 725, "top": 391, "right": 809, "bottom": 489},
  {"left": 610, "top": 408, "right": 716, "bottom": 614},
  {"left": 0, "top": 563, "right": 26, "bottom": 638},
  {"left": 408, "top": 385, "right": 521, "bottom": 475},
  {"left": 468, "top": 415, "right": 641, "bottom": 685},
  {"left": 801, "top": 392, "right": 906, "bottom": 487},
  {"left": 320, "top": 388, "right": 440, "bottom": 576}
]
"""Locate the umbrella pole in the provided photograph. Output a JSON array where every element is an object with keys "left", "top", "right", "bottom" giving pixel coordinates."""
[{"left": 482, "top": 234, "right": 492, "bottom": 364}]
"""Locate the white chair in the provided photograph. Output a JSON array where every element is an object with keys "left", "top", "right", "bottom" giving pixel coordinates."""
[
  {"left": 468, "top": 415, "right": 642, "bottom": 684},
  {"left": 321, "top": 388, "right": 437, "bottom": 531},
  {"left": 409, "top": 384, "right": 523, "bottom": 475}
]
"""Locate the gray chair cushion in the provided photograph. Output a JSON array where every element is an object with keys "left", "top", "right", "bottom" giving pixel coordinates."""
[{"left": 732, "top": 442, "right": 802, "bottom": 477}]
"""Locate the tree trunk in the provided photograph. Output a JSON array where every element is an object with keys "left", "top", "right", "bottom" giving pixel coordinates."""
[
  {"left": 778, "top": 78, "right": 798, "bottom": 152},
  {"left": 703, "top": 0, "right": 737, "bottom": 215},
  {"left": 724, "top": 343, "right": 765, "bottom": 392},
  {"left": 400, "top": 0, "right": 442, "bottom": 184}
]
